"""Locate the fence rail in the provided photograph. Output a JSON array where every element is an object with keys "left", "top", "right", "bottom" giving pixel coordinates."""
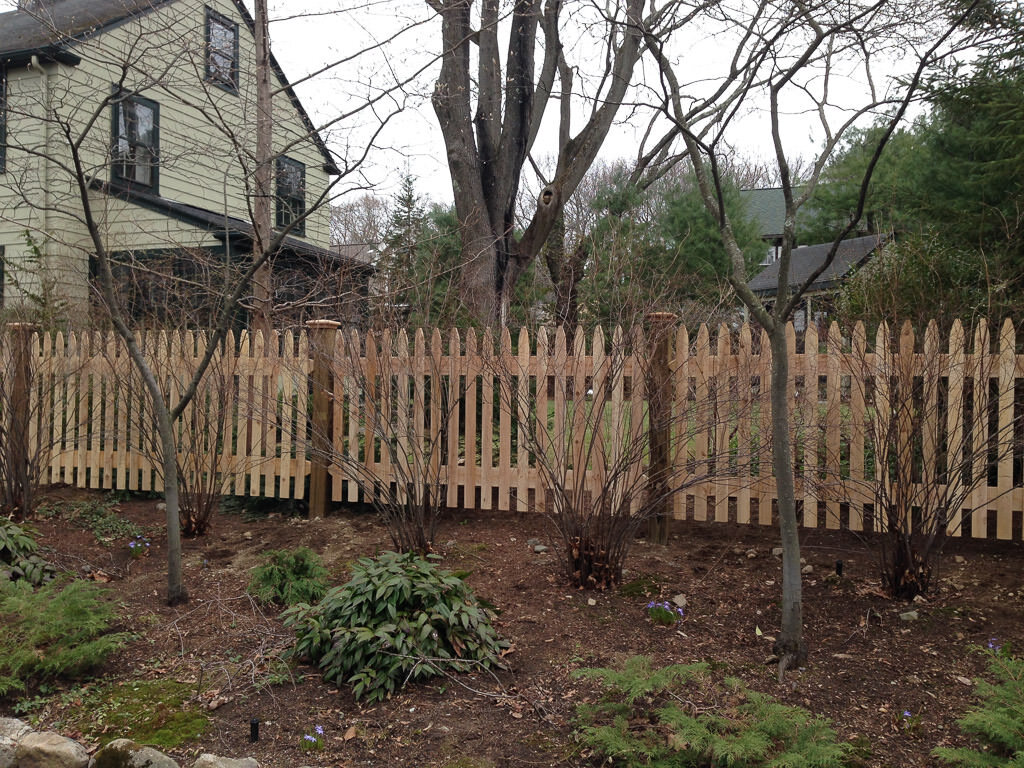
[{"left": 6, "top": 318, "right": 1023, "bottom": 541}]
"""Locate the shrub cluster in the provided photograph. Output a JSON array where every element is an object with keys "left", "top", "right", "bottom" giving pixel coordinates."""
[
  {"left": 0, "top": 520, "right": 54, "bottom": 585},
  {"left": 283, "top": 551, "right": 508, "bottom": 702},
  {"left": 934, "top": 645, "right": 1024, "bottom": 767},
  {"left": 0, "top": 579, "right": 135, "bottom": 697},
  {"left": 247, "top": 547, "right": 329, "bottom": 606},
  {"left": 573, "top": 655, "right": 851, "bottom": 768}
]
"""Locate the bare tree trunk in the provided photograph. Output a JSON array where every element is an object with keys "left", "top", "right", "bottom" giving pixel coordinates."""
[
  {"left": 769, "top": 326, "right": 805, "bottom": 671},
  {"left": 252, "top": 0, "right": 273, "bottom": 335}
]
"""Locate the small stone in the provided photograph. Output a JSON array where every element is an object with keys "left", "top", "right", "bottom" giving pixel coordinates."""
[
  {"left": 913, "top": 594, "right": 927, "bottom": 604},
  {"left": 954, "top": 555, "right": 965, "bottom": 564},
  {"left": 587, "top": 598, "right": 597, "bottom": 606},
  {"left": 771, "top": 547, "right": 783, "bottom": 557},
  {"left": 672, "top": 594, "right": 687, "bottom": 608},
  {"left": 90, "top": 739, "right": 180, "bottom": 768},
  {"left": 801, "top": 564, "right": 814, "bottom": 574},
  {"left": 242, "top": 531, "right": 253, "bottom": 540},
  {"left": 746, "top": 549, "right": 757, "bottom": 559},
  {"left": 899, "top": 610, "right": 919, "bottom": 621},
  {"left": 156, "top": 502, "right": 167, "bottom": 512},
  {"left": 800, "top": 557, "right": 806, "bottom": 565},
  {"left": 15, "top": 732, "right": 88, "bottom": 768},
  {"left": 956, "top": 676, "right": 973, "bottom": 686},
  {"left": 533, "top": 545, "right": 548, "bottom": 554},
  {"left": 527, "top": 538, "right": 540, "bottom": 547},
  {"left": 190, "top": 756, "right": 260, "bottom": 768}
]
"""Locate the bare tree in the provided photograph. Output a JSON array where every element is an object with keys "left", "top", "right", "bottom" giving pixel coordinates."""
[
  {"left": 829, "top": 320, "right": 1020, "bottom": 599},
  {"left": 643, "top": 0, "right": 990, "bottom": 672}
]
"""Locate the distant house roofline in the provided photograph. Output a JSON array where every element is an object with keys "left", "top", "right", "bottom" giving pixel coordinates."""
[{"left": 747, "top": 234, "right": 889, "bottom": 298}]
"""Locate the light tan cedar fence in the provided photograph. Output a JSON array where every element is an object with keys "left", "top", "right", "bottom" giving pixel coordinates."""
[{"left": 14, "top": 318, "right": 1024, "bottom": 541}]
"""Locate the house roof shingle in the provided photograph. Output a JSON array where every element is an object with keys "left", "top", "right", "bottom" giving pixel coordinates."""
[
  {"left": 747, "top": 234, "right": 887, "bottom": 297},
  {"left": 0, "top": 0, "right": 340, "bottom": 174}
]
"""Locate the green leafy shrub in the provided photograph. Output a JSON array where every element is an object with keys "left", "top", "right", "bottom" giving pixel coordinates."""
[
  {"left": 248, "top": 547, "right": 329, "bottom": 606},
  {"left": 0, "top": 520, "right": 55, "bottom": 585},
  {"left": 0, "top": 579, "right": 135, "bottom": 697},
  {"left": 933, "top": 645, "right": 1024, "bottom": 767},
  {"left": 573, "top": 655, "right": 851, "bottom": 768},
  {"left": 283, "top": 551, "right": 508, "bottom": 703}
]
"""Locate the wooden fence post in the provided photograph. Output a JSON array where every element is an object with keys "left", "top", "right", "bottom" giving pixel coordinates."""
[
  {"left": 646, "top": 312, "right": 676, "bottom": 544},
  {"left": 306, "top": 320, "right": 341, "bottom": 519},
  {"left": 6, "top": 323, "right": 37, "bottom": 516}
]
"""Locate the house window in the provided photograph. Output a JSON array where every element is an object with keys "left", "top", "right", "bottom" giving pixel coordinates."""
[
  {"left": 111, "top": 91, "right": 159, "bottom": 191},
  {"left": 205, "top": 9, "right": 239, "bottom": 91},
  {"left": 276, "top": 157, "right": 305, "bottom": 235}
]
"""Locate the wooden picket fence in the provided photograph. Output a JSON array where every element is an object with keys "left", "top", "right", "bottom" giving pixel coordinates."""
[{"left": 4, "top": 318, "right": 1023, "bottom": 541}]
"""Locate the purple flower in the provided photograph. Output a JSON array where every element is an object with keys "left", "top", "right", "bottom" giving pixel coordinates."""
[
  {"left": 304, "top": 734, "right": 317, "bottom": 743},
  {"left": 315, "top": 725, "right": 324, "bottom": 735},
  {"left": 903, "top": 710, "right": 912, "bottom": 718}
]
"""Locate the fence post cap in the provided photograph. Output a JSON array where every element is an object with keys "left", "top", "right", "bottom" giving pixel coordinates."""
[{"left": 304, "top": 320, "right": 342, "bottom": 330}]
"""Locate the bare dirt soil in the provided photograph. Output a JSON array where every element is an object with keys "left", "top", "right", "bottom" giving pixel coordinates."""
[{"left": 4, "top": 487, "right": 1023, "bottom": 767}]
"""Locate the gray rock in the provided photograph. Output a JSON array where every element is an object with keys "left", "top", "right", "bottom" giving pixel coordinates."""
[
  {"left": 801, "top": 564, "right": 814, "bottom": 574},
  {"left": 190, "top": 756, "right": 260, "bottom": 768},
  {"left": 15, "top": 731, "right": 89, "bottom": 768},
  {"left": 771, "top": 547, "right": 783, "bottom": 557},
  {"left": 0, "top": 719, "right": 31, "bottom": 741},
  {"left": 533, "top": 544, "right": 548, "bottom": 554},
  {"left": 671, "top": 594, "right": 687, "bottom": 608},
  {"left": 0, "top": 718, "right": 31, "bottom": 768},
  {"left": 90, "top": 738, "right": 180, "bottom": 768},
  {"left": 900, "top": 610, "right": 920, "bottom": 621}
]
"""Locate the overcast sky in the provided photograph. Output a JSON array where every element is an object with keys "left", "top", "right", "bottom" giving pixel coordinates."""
[{"left": 3, "top": 0, "right": 932, "bottom": 206}]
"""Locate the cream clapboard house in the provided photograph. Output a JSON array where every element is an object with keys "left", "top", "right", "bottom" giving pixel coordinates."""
[{"left": 0, "top": 0, "right": 366, "bottom": 324}]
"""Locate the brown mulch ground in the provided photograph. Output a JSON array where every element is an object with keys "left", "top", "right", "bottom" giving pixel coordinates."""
[{"left": 4, "top": 487, "right": 1023, "bottom": 767}]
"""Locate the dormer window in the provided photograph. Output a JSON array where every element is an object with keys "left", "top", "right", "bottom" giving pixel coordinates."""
[
  {"left": 111, "top": 90, "right": 159, "bottom": 191},
  {"left": 205, "top": 8, "right": 238, "bottom": 92}
]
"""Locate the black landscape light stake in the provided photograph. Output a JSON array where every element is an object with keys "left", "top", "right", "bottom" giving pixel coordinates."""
[
  {"left": 835, "top": 560, "right": 844, "bottom": 578},
  {"left": 250, "top": 718, "right": 259, "bottom": 743}
]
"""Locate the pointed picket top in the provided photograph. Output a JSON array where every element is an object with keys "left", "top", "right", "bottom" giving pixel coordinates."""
[
  {"left": 465, "top": 327, "right": 478, "bottom": 360},
  {"left": 694, "top": 322, "right": 710, "bottom": 356},
  {"left": 826, "top": 321, "right": 842, "bottom": 353},
  {"left": 805, "top": 319, "right": 818, "bottom": 355},
  {"left": 924, "top": 319, "right": 939, "bottom": 359},
  {"left": 737, "top": 321, "right": 752, "bottom": 357},
  {"left": 999, "top": 317, "right": 1015, "bottom": 356},
  {"left": 481, "top": 327, "right": 495, "bottom": 361},
  {"left": 431, "top": 327, "right": 443, "bottom": 358},
  {"left": 414, "top": 327, "right": 426, "bottom": 360},
  {"left": 517, "top": 326, "right": 530, "bottom": 360},
  {"left": 851, "top": 321, "right": 865, "bottom": 359},
  {"left": 553, "top": 325, "right": 567, "bottom": 359},
  {"left": 448, "top": 327, "right": 461, "bottom": 358},
  {"left": 573, "top": 325, "right": 586, "bottom": 359},
  {"left": 899, "top": 319, "right": 915, "bottom": 355},
  {"left": 500, "top": 326, "right": 513, "bottom": 357},
  {"left": 874, "top": 321, "right": 889, "bottom": 358},
  {"left": 973, "top": 317, "right": 989, "bottom": 356},
  {"left": 592, "top": 325, "right": 606, "bottom": 361},
  {"left": 537, "top": 326, "right": 549, "bottom": 373},
  {"left": 715, "top": 322, "right": 729, "bottom": 358}
]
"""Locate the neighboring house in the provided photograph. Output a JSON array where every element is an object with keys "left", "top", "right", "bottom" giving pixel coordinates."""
[
  {"left": 746, "top": 233, "right": 888, "bottom": 331},
  {"left": 740, "top": 186, "right": 812, "bottom": 265},
  {"left": 0, "top": 0, "right": 368, "bottom": 326}
]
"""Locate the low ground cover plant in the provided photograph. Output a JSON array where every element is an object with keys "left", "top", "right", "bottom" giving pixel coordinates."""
[
  {"left": 0, "top": 520, "right": 54, "bottom": 585},
  {"left": 934, "top": 643, "right": 1024, "bottom": 767},
  {"left": 0, "top": 578, "right": 134, "bottom": 698},
  {"left": 283, "top": 551, "right": 508, "bottom": 702},
  {"left": 573, "top": 655, "right": 851, "bottom": 767},
  {"left": 247, "top": 546, "right": 329, "bottom": 606}
]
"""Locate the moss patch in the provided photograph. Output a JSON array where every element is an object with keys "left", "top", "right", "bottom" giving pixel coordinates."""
[{"left": 67, "top": 678, "right": 208, "bottom": 749}]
